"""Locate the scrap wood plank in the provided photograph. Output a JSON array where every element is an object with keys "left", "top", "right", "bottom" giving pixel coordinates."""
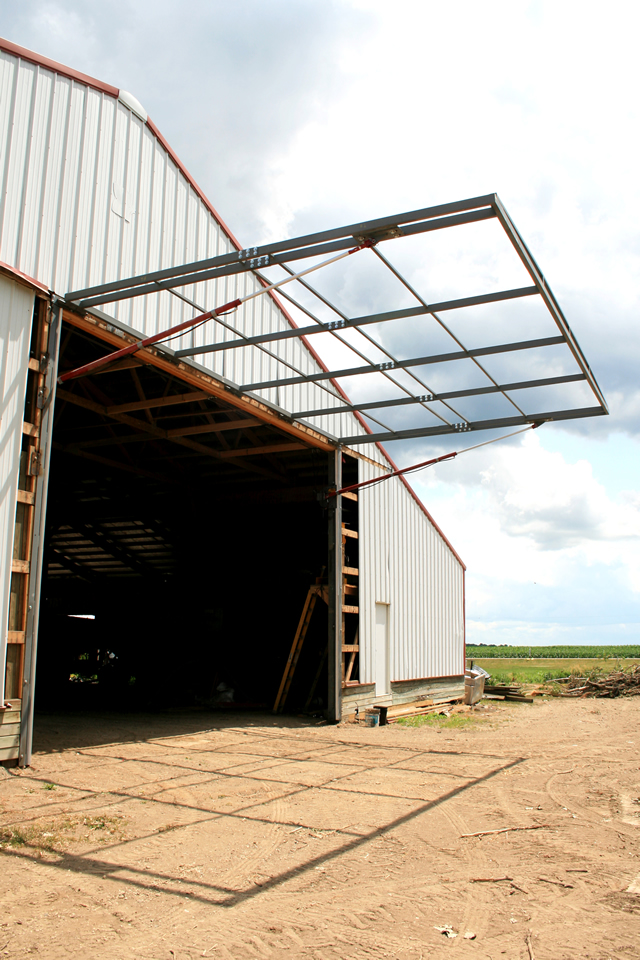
[
  {"left": 273, "top": 586, "right": 320, "bottom": 713},
  {"left": 461, "top": 824, "right": 549, "bottom": 839}
]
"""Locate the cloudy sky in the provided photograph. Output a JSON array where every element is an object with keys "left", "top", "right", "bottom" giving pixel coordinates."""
[{"left": 2, "top": 0, "right": 639, "bottom": 645}]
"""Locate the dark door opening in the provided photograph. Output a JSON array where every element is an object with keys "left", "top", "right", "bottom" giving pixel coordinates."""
[{"left": 35, "top": 321, "right": 337, "bottom": 714}]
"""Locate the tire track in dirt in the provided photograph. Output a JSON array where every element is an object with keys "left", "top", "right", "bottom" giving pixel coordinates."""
[{"left": 438, "top": 802, "right": 494, "bottom": 946}]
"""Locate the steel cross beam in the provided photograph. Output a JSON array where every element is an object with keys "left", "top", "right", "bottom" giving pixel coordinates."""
[
  {"left": 339, "top": 406, "right": 607, "bottom": 445},
  {"left": 239, "top": 336, "right": 567, "bottom": 394},
  {"left": 65, "top": 195, "right": 498, "bottom": 308},
  {"left": 293, "top": 373, "right": 587, "bottom": 421},
  {"left": 173, "top": 286, "right": 538, "bottom": 359}
]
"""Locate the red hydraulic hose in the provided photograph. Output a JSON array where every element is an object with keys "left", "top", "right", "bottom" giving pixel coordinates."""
[
  {"left": 328, "top": 451, "right": 458, "bottom": 498},
  {"left": 327, "top": 422, "right": 543, "bottom": 498},
  {"left": 57, "top": 300, "right": 241, "bottom": 384}
]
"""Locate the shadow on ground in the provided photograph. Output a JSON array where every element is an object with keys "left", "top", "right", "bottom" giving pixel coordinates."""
[{"left": 33, "top": 709, "right": 323, "bottom": 753}]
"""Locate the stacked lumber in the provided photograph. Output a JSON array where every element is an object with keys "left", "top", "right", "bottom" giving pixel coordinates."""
[
  {"left": 385, "top": 697, "right": 461, "bottom": 723},
  {"left": 484, "top": 684, "right": 534, "bottom": 704},
  {"left": 554, "top": 665, "right": 640, "bottom": 698}
]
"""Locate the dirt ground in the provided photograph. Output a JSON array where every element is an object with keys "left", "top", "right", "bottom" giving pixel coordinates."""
[{"left": 1, "top": 697, "right": 639, "bottom": 960}]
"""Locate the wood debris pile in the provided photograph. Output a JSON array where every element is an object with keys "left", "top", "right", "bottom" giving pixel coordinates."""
[{"left": 554, "top": 665, "right": 640, "bottom": 698}]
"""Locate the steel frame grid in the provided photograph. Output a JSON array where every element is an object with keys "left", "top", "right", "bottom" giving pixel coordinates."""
[{"left": 65, "top": 194, "right": 608, "bottom": 446}]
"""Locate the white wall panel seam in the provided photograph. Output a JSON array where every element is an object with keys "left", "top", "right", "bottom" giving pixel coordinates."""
[
  {"left": 65, "top": 82, "right": 89, "bottom": 295},
  {"left": 13, "top": 64, "right": 39, "bottom": 270},
  {"left": 0, "top": 56, "right": 19, "bottom": 254},
  {"left": 49, "top": 79, "right": 73, "bottom": 292},
  {"left": 98, "top": 93, "right": 116, "bottom": 287}
]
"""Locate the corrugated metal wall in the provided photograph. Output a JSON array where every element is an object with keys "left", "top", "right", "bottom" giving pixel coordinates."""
[
  {"left": 0, "top": 48, "right": 368, "bottom": 443},
  {"left": 358, "top": 458, "right": 465, "bottom": 683},
  {"left": 0, "top": 273, "right": 35, "bottom": 702}
]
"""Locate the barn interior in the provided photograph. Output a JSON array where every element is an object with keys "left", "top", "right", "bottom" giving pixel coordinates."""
[{"left": 35, "top": 319, "right": 359, "bottom": 714}]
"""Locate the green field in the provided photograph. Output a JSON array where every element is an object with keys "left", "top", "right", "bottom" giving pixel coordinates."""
[
  {"left": 471, "top": 657, "right": 640, "bottom": 684},
  {"left": 466, "top": 644, "right": 640, "bottom": 659}
]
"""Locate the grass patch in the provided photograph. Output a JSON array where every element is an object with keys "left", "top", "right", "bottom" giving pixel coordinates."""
[
  {"left": 0, "top": 814, "right": 126, "bottom": 853},
  {"left": 397, "top": 712, "right": 485, "bottom": 730}
]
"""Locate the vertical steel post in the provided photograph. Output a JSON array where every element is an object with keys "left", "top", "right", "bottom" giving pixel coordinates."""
[
  {"left": 20, "top": 300, "right": 62, "bottom": 767},
  {"left": 327, "top": 449, "right": 343, "bottom": 722}
]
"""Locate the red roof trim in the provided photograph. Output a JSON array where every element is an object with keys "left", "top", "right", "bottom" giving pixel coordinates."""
[
  {"left": 0, "top": 260, "right": 49, "bottom": 294},
  {"left": 0, "top": 37, "right": 119, "bottom": 97}
]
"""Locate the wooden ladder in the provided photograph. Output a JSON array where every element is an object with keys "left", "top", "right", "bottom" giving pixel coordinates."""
[
  {"left": 273, "top": 581, "right": 327, "bottom": 713},
  {"left": 273, "top": 493, "right": 360, "bottom": 713}
]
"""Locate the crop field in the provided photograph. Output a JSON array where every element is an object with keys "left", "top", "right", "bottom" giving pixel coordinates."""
[
  {"left": 466, "top": 644, "right": 640, "bottom": 659},
  {"left": 471, "top": 656, "right": 640, "bottom": 684}
]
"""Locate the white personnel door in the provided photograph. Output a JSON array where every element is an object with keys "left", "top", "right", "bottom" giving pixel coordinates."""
[{"left": 374, "top": 603, "right": 390, "bottom": 697}]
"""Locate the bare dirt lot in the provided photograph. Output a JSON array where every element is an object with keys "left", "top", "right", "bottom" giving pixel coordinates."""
[{"left": 1, "top": 698, "right": 639, "bottom": 960}]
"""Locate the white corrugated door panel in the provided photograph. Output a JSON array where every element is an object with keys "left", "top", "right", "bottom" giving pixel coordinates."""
[
  {"left": 358, "top": 456, "right": 390, "bottom": 684},
  {"left": 0, "top": 276, "right": 35, "bottom": 702},
  {"left": 360, "top": 457, "right": 465, "bottom": 686}
]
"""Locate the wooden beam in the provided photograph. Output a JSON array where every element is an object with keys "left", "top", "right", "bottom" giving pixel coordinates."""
[
  {"left": 218, "top": 442, "right": 306, "bottom": 458},
  {"left": 93, "top": 357, "right": 144, "bottom": 374},
  {"left": 166, "top": 417, "right": 262, "bottom": 437},
  {"left": 105, "top": 390, "right": 211, "bottom": 415},
  {"left": 72, "top": 432, "right": 152, "bottom": 449}
]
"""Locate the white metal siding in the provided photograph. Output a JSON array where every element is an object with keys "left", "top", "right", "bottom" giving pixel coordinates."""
[
  {"left": 0, "top": 274, "right": 35, "bottom": 701},
  {"left": 358, "top": 458, "right": 465, "bottom": 684},
  {"left": 0, "top": 49, "right": 369, "bottom": 443}
]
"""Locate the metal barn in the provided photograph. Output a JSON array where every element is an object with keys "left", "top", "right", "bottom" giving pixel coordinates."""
[{"left": 0, "top": 39, "right": 606, "bottom": 765}]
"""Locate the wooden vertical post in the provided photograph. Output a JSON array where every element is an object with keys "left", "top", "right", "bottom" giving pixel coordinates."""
[{"left": 327, "top": 449, "right": 342, "bottom": 723}]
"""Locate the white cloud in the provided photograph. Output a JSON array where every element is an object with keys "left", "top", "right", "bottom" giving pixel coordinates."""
[{"left": 410, "top": 431, "right": 640, "bottom": 643}]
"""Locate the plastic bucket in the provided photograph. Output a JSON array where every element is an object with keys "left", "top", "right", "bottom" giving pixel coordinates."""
[{"left": 364, "top": 709, "right": 380, "bottom": 727}]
